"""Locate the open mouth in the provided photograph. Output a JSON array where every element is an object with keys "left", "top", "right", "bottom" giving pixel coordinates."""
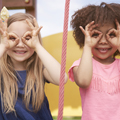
[
  {"left": 14, "top": 51, "right": 27, "bottom": 54},
  {"left": 97, "top": 48, "right": 111, "bottom": 53}
]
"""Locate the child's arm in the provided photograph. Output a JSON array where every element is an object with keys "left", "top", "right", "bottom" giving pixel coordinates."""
[
  {"left": 0, "top": 19, "right": 19, "bottom": 59},
  {"left": 22, "top": 18, "right": 68, "bottom": 85},
  {"left": 36, "top": 43, "right": 68, "bottom": 85},
  {"left": 0, "top": 44, "right": 7, "bottom": 58},
  {"left": 73, "top": 21, "right": 102, "bottom": 88},
  {"left": 73, "top": 45, "right": 93, "bottom": 88}
]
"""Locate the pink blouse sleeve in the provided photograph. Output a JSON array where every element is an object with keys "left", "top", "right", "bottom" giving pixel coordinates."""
[{"left": 68, "top": 59, "right": 81, "bottom": 82}]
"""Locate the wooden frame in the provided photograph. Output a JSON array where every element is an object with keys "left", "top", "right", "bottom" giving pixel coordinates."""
[{"left": 0, "top": 0, "right": 36, "bottom": 17}]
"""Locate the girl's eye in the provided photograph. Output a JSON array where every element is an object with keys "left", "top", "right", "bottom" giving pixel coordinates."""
[
  {"left": 25, "top": 35, "right": 31, "bottom": 40},
  {"left": 9, "top": 36, "right": 16, "bottom": 41},
  {"left": 109, "top": 33, "right": 116, "bottom": 38},
  {"left": 92, "top": 33, "right": 99, "bottom": 38}
]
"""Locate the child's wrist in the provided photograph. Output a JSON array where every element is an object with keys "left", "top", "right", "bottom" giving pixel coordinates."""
[
  {"left": 1, "top": 44, "right": 7, "bottom": 52},
  {"left": 34, "top": 43, "right": 42, "bottom": 52},
  {"left": 0, "top": 44, "right": 7, "bottom": 57},
  {"left": 84, "top": 45, "right": 92, "bottom": 50}
]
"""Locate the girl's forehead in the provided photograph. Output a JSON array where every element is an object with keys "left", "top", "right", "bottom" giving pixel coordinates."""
[
  {"left": 95, "top": 22, "right": 115, "bottom": 29},
  {"left": 96, "top": 23, "right": 115, "bottom": 33},
  {"left": 8, "top": 21, "right": 31, "bottom": 36},
  {"left": 8, "top": 21, "right": 29, "bottom": 29}
]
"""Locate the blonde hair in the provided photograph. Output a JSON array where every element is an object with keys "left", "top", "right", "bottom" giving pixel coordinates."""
[{"left": 0, "top": 13, "right": 44, "bottom": 113}]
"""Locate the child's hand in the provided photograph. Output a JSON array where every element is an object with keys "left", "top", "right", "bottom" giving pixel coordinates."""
[
  {"left": 80, "top": 21, "right": 102, "bottom": 48},
  {"left": 106, "top": 19, "right": 120, "bottom": 51},
  {"left": 22, "top": 18, "right": 42, "bottom": 51},
  {"left": 0, "top": 19, "right": 19, "bottom": 51}
]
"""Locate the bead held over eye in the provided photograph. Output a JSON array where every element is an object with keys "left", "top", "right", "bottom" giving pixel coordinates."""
[{"left": 0, "top": 6, "right": 9, "bottom": 21}]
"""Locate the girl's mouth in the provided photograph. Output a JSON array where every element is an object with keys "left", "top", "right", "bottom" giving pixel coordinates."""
[
  {"left": 14, "top": 51, "right": 27, "bottom": 54},
  {"left": 97, "top": 48, "right": 111, "bottom": 53}
]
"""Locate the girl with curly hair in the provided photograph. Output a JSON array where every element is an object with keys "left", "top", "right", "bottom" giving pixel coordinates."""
[{"left": 68, "top": 2, "right": 120, "bottom": 120}]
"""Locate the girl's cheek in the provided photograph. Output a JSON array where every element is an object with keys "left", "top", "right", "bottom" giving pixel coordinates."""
[{"left": 30, "top": 49, "right": 35, "bottom": 54}]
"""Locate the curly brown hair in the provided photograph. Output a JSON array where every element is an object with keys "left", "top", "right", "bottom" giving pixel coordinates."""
[{"left": 71, "top": 2, "right": 120, "bottom": 56}]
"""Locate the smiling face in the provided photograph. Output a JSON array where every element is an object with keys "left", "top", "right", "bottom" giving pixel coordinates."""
[
  {"left": 92, "top": 23, "right": 117, "bottom": 64},
  {"left": 7, "top": 21, "right": 34, "bottom": 70}
]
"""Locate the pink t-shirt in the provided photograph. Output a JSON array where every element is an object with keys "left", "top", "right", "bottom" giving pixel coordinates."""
[{"left": 68, "top": 58, "right": 120, "bottom": 120}]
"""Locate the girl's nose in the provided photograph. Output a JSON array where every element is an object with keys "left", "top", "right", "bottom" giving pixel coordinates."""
[
  {"left": 99, "top": 35, "right": 108, "bottom": 44},
  {"left": 16, "top": 38, "right": 25, "bottom": 47}
]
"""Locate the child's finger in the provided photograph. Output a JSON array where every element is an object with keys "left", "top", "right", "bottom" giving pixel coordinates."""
[
  {"left": 90, "top": 29, "right": 102, "bottom": 37},
  {"left": 106, "top": 29, "right": 117, "bottom": 41},
  {"left": 1, "top": 20, "right": 8, "bottom": 31},
  {"left": 13, "top": 38, "right": 19, "bottom": 46},
  {"left": 0, "top": 19, "right": 3, "bottom": 27},
  {"left": 0, "top": 28, "right": 4, "bottom": 35},
  {"left": 79, "top": 26, "right": 86, "bottom": 35},
  {"left": 4, "top": 19, "right": 8, "bottom": 28},
  {"left": 106, "top": 33, "right": 111, "bottom": 41},
  {"left": 26, "top": 19, "right": 34, "bottom": 30},
  {"left": 86, "top": 21, "right": 94, "bottom": 31},
  {"left": 108, "top": 28, "right": 117, "bottom": 33},
  {"left": 23, "top": 31, "right": 32, "bottom": 38},
  {"left": 89, "top": 24, "right": 98, "bottom": 31},
  {"left": 108, "top": 28, "right": 117, "bottom": 37},
  {"left": 33, "top": 18, "right": 39, "bottom": 27},
  {"left": 8, "top": 38, "right": 19, "bottom": 48},
  {"left": 35, "top": 26, "right": 42, "bottom": 35},
  {"left": 0, "top": 19, "right": 2, "bottom": 23},
  {"left": 97, "top": 32, "right": 103, "bottom": 41},
  {"left": 21, "top": 37, "right": 28, "bottom": 45},
  {"left": 115, "top": 19, "right": 120, "bottom": 30},
  {"left": 8, "top": 32, "right": 18, "bottom": 39}
]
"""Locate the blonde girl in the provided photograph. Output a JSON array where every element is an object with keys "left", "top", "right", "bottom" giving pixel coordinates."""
[{"left": 0, "top": 13, "right": 67, "bottom": 120}]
